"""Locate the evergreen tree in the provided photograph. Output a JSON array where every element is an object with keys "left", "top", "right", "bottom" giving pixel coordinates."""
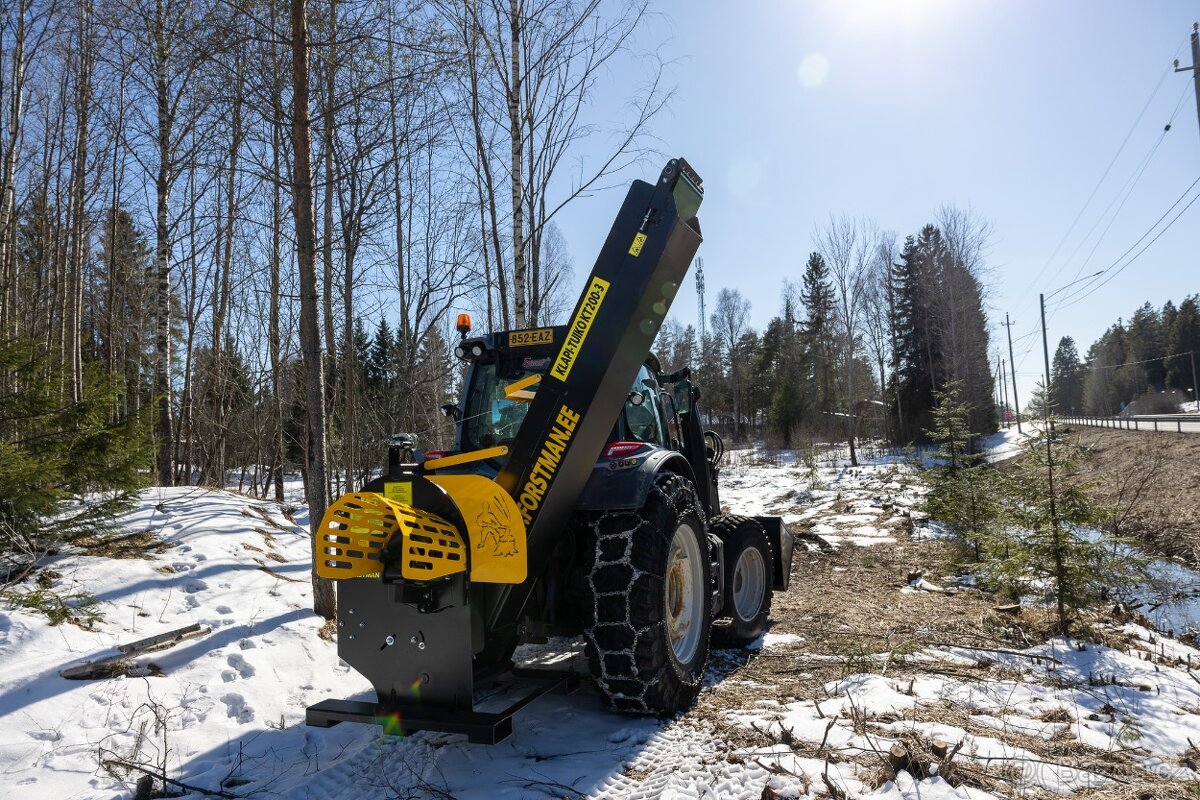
[
  {"left": 1050, "top": 336, "right": 1084, "bottom": 415},
  {"left": 1, "top": 337, "right": 149, "bottom": 580},
  {"left": 891, "top": 231, "right": 939, "bottom": 440},
  {"left": 762, "top": 294, "right": 807, "bottom": 446},
  {"left": 924, "top": 381, "right": 1002, "bottom": 562},
  {"left": 981, "top": 387, "right": 1142, "bottom": 633},
  {"left": 1166, "top": 296, "right": 1200, "bottom": 398},
  {"left": 1125, "top": 302, "right": 1165, "bottom": 392},
  {"left": 800, "top": 252, "right": 836, "bottom": 435},
  {"left": 1082, "top": 322, "right": 1127, "bottom": 414},
  {"left": 367, "top": 317, "right": 395, "bottom": 392}
]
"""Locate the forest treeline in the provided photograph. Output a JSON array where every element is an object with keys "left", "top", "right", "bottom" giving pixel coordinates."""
[
  {"left": 0, "top": 0, "right": 1007, "bottom": 587},
  {"left": 655, "top": 213, "right": 997, "bottom": 462},
  {"left": 1048, "top": 295, "right": 1200, "bottom": 416},
  {"left": 0, "top": 0, "right": 665, "bottom": 577}
]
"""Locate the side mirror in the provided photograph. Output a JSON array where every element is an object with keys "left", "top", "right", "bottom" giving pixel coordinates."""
[{"left": 441, "top": 403, "right": 461, "bottom": 421}]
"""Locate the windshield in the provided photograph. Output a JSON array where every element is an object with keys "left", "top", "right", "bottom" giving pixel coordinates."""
[
  {"left": 461, "top": 355, "right": 549, "bottom": 451},
  {"left": 460, "top": 357, "right": 666, "bottom": 452}
]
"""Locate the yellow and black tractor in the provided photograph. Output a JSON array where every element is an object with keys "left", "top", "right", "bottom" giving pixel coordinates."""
[{"left": 306, "top": 158, "right": 794, "bottom": 743}]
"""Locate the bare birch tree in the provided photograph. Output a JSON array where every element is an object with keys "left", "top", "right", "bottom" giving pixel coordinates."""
[{"left": 816, "top": 214, "right": 878, "bottom": 467}]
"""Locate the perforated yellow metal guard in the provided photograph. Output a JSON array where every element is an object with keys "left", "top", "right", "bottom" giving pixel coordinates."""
[
  {"left": 316, "top": 493, "right": 395, "bottom": 579},
  {"left": 315, "top": 492, "right": 467, "bottom": 581},
  {"left": 395, "top": 504, "right": 467, "bottom": 580}
]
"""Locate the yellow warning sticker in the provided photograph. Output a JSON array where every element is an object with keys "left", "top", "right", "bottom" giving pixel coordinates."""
[
  {"left": 629, "top": 232, "right": 648, "bottom": 256},
  {"left": 383, "top": 482, "right": 413, "bottom": 506},
  {"left": 551, "top": 277, "right": 609, "bottom": 382}
]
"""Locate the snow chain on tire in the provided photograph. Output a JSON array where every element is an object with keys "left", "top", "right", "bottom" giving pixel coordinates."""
[{"left": 581, "top": 473, "right": 712, "bottom": 716}]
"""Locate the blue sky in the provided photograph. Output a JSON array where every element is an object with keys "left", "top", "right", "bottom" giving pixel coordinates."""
[{"left": 550, "top": 0, "right": 1200, "bottom": 390}]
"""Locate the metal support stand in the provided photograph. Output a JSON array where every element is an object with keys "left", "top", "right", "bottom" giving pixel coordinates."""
[{"left": 306, "top": 668, "right": 579, "bottom": 744}]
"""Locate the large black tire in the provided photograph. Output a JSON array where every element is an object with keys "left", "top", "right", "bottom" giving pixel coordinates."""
[
  {"left": 711, "top": 516, "right": 773, "bottom": 647},
  {"left": 582, "top": 473, "right": 712, "bottom": 715}
]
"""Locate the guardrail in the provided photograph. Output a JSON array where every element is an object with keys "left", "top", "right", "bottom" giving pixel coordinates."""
[{"left": 1060, "top": 414, "right": 1200, "bottom": 433}]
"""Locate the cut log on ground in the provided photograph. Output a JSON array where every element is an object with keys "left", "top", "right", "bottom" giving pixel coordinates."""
[{"left": 61, "top": 623, "right": 210, "bottom": 680}]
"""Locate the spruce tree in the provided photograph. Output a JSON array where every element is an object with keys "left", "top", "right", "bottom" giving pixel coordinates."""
[
  {"left": 981, "top": 386, "right": 1142, "bottom": 632},
  {"left": 1166, "top": 296, "right": 1200, "bottom": 397},
  {"left": 1050, "top": 337, "right": 1084, "bottom": 415},
  {"left": 800, "top": 252, "right": 836, "bottom": 434},
  {"left": 891, "top": 231, "right": 939, "bottom": 441},
  {"left": 924, "top": 381, "right": 1002, "bottom": 562}
]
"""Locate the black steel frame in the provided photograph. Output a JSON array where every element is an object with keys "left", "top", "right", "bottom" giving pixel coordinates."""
[{"left": 305, "top": 668, "right": 579, "bottom": 745}]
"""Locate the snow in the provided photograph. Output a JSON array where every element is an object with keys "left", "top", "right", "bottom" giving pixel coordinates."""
[
  {"left": 979, "top": 426, "right": 1031, "bottom": 463},
  {"left": 721, "top": 446, "right": 922, "bottom": 549},
  {"left": 4, "top": 447, "right": 1200, "bottom": 798}
]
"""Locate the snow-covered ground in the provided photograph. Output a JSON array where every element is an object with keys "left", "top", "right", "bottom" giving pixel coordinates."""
[
  {"left": 978, "top": 426, "right": 1031, "bottom": 463},
  {"left": 3, "top": 446, "right": 1199, "bottom": 798}
]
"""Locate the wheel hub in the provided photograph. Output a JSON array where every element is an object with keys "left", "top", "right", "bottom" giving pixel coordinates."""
[
  {"left": 665, "top": 523, "right": 704, "bottom": 665},
  {"left": 732, "top": 545, "right": 766, "bottom": 622}
]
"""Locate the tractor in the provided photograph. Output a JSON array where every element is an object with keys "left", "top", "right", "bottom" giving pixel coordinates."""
[{"left": 306, "top": 158, "right": 794, "bottom": 743}]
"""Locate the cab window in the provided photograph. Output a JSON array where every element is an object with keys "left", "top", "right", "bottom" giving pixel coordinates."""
[{"left": 624, "top": 365, "right": 667, "bottom": 446}]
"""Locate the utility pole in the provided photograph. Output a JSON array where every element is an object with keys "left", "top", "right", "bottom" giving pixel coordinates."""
[
  {"left": 1001, "top": 357, "right": 1010, "bottom": 427},
  {"left": 1191, "top": 350, "right": 1199, "bottom": 413},
  {"left": 1039, "top": 291, "right": 1065, "bottom": 627},
  {"left": 995, "top": 356, "right": 1003, "bottom": 421},
  {"left": 1175, "top": 23, "right": 1200, "bottom": 141},
  {"left": 1002, "top": 314, "right": 1022, "bottom": 433}
]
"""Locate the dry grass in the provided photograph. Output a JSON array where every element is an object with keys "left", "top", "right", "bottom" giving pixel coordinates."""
[
  {"left": 689, "top": 502, "right": 1200, "bottom": 799},
  {"left": 1065, "top": 426, "right": 1200, "bottom": 567},
  {"left": 73, "top": 528, "right": 169, "bottom": 559}
]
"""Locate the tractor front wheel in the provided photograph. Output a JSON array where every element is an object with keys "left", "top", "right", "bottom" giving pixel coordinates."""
[{"left": 583, "top": 473, "right": 712, "bottom": 715}]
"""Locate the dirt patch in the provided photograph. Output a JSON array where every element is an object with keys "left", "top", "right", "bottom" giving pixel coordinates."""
[{"left": 1064, "top": 426, "right": 1200, "bottom": 567}]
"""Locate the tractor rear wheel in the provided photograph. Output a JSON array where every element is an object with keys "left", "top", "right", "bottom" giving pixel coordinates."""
[
  {"left": 711, "top": 516, "right": 773, "bottom": 647},
  {"left": 583, "top": 473, "right": 712, "bottom": 715}
]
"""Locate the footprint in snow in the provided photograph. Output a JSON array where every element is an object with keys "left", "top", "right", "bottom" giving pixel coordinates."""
[
  {"left": 226, "top": 653, "right": 255, "bottom": 679},
  {"left": 184, "top": 595, "right": 201, "bottom": 610},
  {"left": 193, "top": 553, "right": 207, "bottom": 562},
  {"left": 215, "top": 606, "right": 233, "bottom": 615},
  {"left": 221, "top": 693, "right": 255, "bottom": 724},
  {"left": 238, "top": 638, "right": 257, "bottom": 650},
  {"left": 183, "top": 579, "right": 208, "bottom": 594}
]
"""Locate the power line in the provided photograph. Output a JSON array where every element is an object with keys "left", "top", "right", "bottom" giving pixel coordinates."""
[
  {"left": 1054, "top": 175, "right": 1200, "bottom": 310},
  {"left": 1021, "top": 56, "right": 1176, "bottom": 297},
  {"left": 1083, "top": 348, "right": 1197, "bottom": 372},
  {"left": 1016, "top": 37, "right": 1190, "bottom": 310},
  {"left": 1041, "top": 80, "right": 1195, "bottom": 330}
]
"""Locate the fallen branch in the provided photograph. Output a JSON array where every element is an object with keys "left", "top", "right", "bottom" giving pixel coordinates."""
[
  {"left": 101, "top": 756, "right": 240, "bottom": 798},
  {"left": 62, "top": 623, "right": 210, "bottom": 679}
]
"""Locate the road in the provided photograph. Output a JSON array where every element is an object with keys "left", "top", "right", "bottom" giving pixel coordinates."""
[{"left": 1061, "top": 415, "right": 1200, "bottom": 434}]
